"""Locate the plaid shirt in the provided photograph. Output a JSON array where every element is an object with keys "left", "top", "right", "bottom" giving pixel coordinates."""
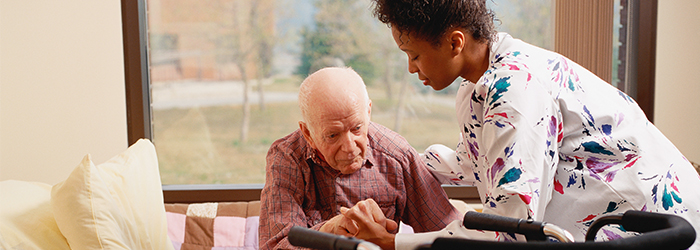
[{"left": 259, "top": 122, "right": 461, "bottom": 250}]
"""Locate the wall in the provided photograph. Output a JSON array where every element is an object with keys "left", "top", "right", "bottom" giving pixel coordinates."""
[
  {"left": 0, "top": 0, "right": 128, "bottom": 185},
  {"left": 655, "top": 0, "right": 700, "bottom": 164}
]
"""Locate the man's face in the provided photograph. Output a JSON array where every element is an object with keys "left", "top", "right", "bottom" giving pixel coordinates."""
[
  {"left": 303, "top": 101, "right": 370, "bottom": 175},
  {"left": 392, "top": 26, "right": 459, "bottom": 91}
]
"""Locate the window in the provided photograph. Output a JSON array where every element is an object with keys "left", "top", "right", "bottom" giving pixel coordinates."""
[
  {"left": 489, "top": 0, "right": 555, "bottom": 50},
  {"left": 122, "top": 0, "right": 657, "bottom": 202},
  {"left": 145, "top": 0, "right": 465, "bottom": 186}
]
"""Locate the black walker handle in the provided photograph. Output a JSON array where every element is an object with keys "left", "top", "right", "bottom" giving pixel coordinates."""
[
  {"left": 462, "top": 211, "right": 547, "bottom": 241},
  {"left": 428, "top": 210, "right": 696, "bottom": 250}
]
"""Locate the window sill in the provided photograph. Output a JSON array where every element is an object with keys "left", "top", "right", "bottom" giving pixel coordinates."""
[{"left": 162, "top": 184, "right": 480, "bottom": 204}]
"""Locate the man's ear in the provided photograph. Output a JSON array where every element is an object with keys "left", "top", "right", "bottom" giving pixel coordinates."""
[
  {"left": 367, "top": 100, "right": 372, "bottom": 118},
  {"left": 448, "top": 30, "right": 465, "bottom": 56},
  {"left": 299, "top": 121, "right": 316, "bottom": 149}
]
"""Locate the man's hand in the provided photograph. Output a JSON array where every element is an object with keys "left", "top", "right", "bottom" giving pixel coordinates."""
[
  {"left": 319, "top": 212, "right": 359, "bottom": 237},
  {"left": 340, "top": 199, "right": 397, "bottom": 250}
]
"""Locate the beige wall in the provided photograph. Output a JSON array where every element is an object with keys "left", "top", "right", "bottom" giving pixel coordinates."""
[
  {"left": 655, "top": 0, "right": 700, "bottom": 164},
  {"left": 0, "top": 0, "right": 128, "bottom": 185},
  {"left": 0, "top": 0, "right": 697, "bottom": 185}
]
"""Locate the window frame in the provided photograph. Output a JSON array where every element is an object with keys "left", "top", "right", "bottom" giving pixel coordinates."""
[{"left": 122, "top": 0, "right": 657, "bottom": 203}]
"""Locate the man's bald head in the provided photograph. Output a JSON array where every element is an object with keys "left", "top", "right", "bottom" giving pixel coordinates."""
[{"left": 299, "top": 67, "right": 371, "bottom": 129}]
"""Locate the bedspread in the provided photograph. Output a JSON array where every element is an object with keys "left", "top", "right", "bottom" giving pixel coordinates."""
[{"left": 165, "top": 201, "right": 261, "bottom": 250}]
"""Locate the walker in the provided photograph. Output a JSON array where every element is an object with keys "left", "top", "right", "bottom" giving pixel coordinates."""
[{"left": 288, "top": 210, "right": 696, "bottom": 250}]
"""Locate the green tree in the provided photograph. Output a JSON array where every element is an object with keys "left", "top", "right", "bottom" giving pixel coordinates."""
[{"left": 295, "top": 0, "right": 382, "bottom": 83}]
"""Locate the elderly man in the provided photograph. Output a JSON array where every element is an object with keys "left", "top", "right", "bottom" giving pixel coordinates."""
[{"left": 258, "top": 67, "right": 461, "bottom": 249}]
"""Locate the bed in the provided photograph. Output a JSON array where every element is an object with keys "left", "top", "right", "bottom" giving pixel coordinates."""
[
  {"left": 0, "top": 139, "right": 264, "bottom": 250},
  {"left": 0, "top": 139, "right": 480, "bottom": 250}
]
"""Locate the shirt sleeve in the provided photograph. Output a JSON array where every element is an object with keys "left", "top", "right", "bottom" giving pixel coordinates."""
[
  {"left": 422, "top": 143, "right": 477, "bottom": 185},
  {"left": 401, "top": 142, "right": 463, "bottom": 232},
  {"left": 395, "top": 220, "right": 499, "bottom": 250},
  {"left": 464, "top": 63, "right": 561, "bottom": 222},
  {"left": 259, "top": 140, "right": 326, "bottom": 250}
]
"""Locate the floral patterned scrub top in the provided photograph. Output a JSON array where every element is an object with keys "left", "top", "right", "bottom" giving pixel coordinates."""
[{"left": 397, "top": 33, "right": 700, "bottom": 250}]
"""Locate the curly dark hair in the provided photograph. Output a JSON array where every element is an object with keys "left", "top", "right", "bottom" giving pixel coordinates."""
[{"left": 372, "top": 0, "right": 496, "bottom": 46}]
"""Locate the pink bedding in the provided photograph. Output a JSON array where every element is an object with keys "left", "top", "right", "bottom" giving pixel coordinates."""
[{"left": 165, "top": 201, "right": 260, "bottom": 250}]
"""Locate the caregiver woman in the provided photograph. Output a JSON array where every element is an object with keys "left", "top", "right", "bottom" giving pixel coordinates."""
[{"left": 342, "top": 0, "right": 700, "bottom": 249}]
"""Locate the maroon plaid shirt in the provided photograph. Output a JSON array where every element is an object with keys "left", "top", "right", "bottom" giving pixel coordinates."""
[{"left": 259, "top": 122, "right": 461, "bottom": 249}]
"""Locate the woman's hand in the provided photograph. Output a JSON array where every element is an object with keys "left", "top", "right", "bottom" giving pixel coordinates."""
[{"left": 319, "top": 213, "right": 359, "bottom": 237}]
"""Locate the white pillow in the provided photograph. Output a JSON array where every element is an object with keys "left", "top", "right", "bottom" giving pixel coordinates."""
[
  {"left": 0, "top": 180, "right": 70, "bottom": 250},
  {"left": 50, "top": 139, "right": 174, "bottom": 250}
]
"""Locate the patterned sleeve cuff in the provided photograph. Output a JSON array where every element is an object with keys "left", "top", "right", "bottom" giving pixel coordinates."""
[{"left": 395, "top": 219, "right": 498, "bottom": 250}]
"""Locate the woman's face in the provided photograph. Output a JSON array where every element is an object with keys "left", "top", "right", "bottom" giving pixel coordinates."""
[{"left": 392, "top": 26, "right": 461, "bottom": 91}]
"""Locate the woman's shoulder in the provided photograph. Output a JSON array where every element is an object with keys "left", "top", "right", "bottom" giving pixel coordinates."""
[
  {"left": 490, "top": 36, "right": 556, "bottom": 69},
  {"left": 478, "top": 34, "right": 575, "bottom": 91}
]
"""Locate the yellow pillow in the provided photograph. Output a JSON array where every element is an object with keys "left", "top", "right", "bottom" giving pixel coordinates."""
[
  {"left": 0, "top": 180, "right": 70, "bottom": 249},
  {"left": 50, "top": 139, "right": 174, "bottom": 250}
]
